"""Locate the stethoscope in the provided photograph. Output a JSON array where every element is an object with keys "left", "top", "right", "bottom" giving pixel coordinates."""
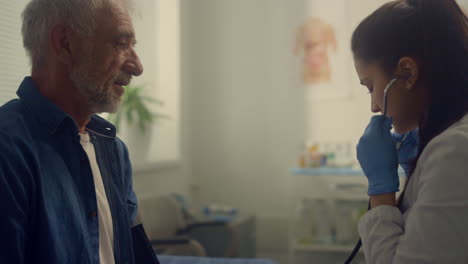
[
  {"left": 344, "top": 74, "right": 409, "bottom": 264},
  {"left": 384, "top": 76, "right": 411, "bottom": 150}
]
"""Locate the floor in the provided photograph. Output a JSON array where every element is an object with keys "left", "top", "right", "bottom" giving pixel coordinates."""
[{"left": 257, "top": 249, "right": 366, "bottom": 264}]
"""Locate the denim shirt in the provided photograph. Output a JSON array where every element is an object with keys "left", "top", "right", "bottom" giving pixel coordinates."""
[{"left": 0, "top": 77, "right": 138, "bottom": 264}]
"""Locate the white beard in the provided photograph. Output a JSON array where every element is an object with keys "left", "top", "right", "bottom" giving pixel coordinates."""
[{"left": 69, "top": 51, "right": 124, "bottom": 114}]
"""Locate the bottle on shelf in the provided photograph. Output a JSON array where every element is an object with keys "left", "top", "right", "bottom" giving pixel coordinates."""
[
  {"left": 308, "top": 142, "right": 321, "bottom": 168},
  {"left": 324, "top": 142, "right": 336, "bottom": 168},
  {"left": 310, "top": 198, "right": 335, "bottom": 245},
  {"left": 293, "top": 199, "right": 314, "bottom": 245},
  {"left": 335, "top": 199, "right": 367, "bottom": 245}
]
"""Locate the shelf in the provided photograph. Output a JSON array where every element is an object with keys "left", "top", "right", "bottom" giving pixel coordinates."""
[{"left": 291, "top": 243, "right": 363, "bottom": 254}]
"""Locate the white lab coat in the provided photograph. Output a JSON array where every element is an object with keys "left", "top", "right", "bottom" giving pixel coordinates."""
[{"left": 358, "top": 113, "right": 468, "bottom": 264}]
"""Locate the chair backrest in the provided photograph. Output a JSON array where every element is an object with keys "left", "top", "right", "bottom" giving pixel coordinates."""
[{"left": 137, "top": 195, "right": 187, "bottom": 240}]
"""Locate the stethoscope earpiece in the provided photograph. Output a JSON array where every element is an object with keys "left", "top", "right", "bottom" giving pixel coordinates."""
[
  {"left": 383, "top": 78, "right": 399, "bottom": 117},
  {"left": 382, "top": 72, "right": 412, "bottom": 116}
]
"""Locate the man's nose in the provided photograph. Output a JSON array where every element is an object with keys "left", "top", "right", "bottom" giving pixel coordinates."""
[{"left": 124, "top": 48, "right": 144, "bottom": 76}]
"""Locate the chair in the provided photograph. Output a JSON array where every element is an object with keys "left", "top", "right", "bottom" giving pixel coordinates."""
[{"left": 137, "top": 195, "right": 234, "bottom": 257}]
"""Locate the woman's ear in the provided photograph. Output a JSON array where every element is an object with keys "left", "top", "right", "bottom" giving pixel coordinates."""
[{"left": 396, "top": 57, "right": 419, "bottom": 91}]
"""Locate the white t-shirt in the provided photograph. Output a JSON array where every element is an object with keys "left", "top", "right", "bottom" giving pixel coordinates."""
[{"left": 80, "top": 133, "right": 115, "bottom": 264}]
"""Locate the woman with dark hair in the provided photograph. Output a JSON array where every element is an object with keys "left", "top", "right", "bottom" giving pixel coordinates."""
[{"left": 352, "top": 0, "right": 468, "bottom": 262}]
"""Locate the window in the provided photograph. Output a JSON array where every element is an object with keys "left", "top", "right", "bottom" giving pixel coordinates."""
[
  {"left": 123, "top": 0, "right": 181, "bottom": 167},
  {"left": 0, "top": 1, "right": 30, "bottom": 105}
]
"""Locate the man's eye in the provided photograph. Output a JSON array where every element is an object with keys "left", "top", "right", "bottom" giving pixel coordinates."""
[{"left": 115, "top": 41, "right": 128, "bottom": 47}]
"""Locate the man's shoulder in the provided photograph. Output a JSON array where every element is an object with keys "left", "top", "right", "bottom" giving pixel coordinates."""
[
  {"left": 0, "top": 99, "right": 35, "bottom": 145},
  {"left": 0, "top": 98, "right": 26, "bottom": 124}
]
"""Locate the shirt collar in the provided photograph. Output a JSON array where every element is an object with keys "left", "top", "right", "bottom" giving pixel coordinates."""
[
  {"left": 17, "top": 77, "right": 116, "bottom": 138},
  {"left": 87, "top": 115, "right": 117, "bottom": 138}
]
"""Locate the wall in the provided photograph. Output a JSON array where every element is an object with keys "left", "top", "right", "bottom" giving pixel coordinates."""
[
  {"left": 179, "top": 0, "right": 390, "bottom": 255},
  {"left": 181, "top": 0, "right": 307, "bottom": 253},
  {"left": 306, "top": 0, "right": 385, "bottom": 146}
]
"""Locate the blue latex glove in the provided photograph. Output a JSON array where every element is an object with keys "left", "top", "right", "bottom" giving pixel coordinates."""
[
  {"left": 392, "top": 129, "right": 419, "bottom": 176},
  {"left": 357, "top": 115, "right": 399, "bottom": 195}
]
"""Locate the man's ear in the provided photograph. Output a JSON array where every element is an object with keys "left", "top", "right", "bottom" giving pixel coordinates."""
[
  {"left": 396, "top": 57, "right": 419, "bottom": 91},
  {"left": 49, "top": 24, "right": 76, "bottom": 66}
]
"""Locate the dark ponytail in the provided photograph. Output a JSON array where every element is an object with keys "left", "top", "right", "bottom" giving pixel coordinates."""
[
  {"left": 412, "top": 0, "right": 468, "bottom": 172},
  {"left": 352, "top": 0, "right": 468, "bottom": 180}
]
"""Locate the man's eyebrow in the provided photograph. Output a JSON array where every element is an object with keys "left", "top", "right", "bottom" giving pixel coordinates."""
[
  {"left": 116, "top": 31, "right": 137, "bottom": 45},
  {"left": 117, "top": 31, "right": 134, "bottom": 39}
]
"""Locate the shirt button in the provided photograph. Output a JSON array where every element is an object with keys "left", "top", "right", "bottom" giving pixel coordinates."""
[{"left": 89, "top": 211, "right": 97, "bottom": 218}]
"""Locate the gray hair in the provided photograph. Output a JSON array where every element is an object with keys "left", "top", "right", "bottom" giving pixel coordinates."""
[{"left": 21, "top": 0, "right": 133, "bottom": 70}]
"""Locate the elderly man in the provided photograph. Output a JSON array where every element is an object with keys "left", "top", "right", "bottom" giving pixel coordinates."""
[{"left": 0, "top": 0, "right": 145, "bottom": 263}]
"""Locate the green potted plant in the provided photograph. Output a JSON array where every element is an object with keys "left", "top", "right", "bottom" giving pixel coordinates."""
[{"left": 108, "top": 84, "right": 167, "bottom": 133}]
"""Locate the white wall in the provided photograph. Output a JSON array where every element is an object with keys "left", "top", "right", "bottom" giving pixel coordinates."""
[
  {"left": 181, "top": 0, "right": 307, "bottom": 251},
  {"left": 305, "top": 0, "right": 384, "bottom": 147},
  {"left": 179, "top": 0, "right": 394, "bottom": 254}
]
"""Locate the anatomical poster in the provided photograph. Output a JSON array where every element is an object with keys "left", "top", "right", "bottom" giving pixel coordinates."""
[{"left": 294, "top": 0, "right": 352, "bottom": 100}]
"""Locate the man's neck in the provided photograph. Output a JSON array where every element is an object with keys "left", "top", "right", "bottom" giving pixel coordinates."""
[{"left": 31, "top": 71, "right": 91, "bottom": 133}]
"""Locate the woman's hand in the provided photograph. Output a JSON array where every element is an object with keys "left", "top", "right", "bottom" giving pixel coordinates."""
[{"left": 357, "top": 115, "right": 399, "bottom": 195}]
